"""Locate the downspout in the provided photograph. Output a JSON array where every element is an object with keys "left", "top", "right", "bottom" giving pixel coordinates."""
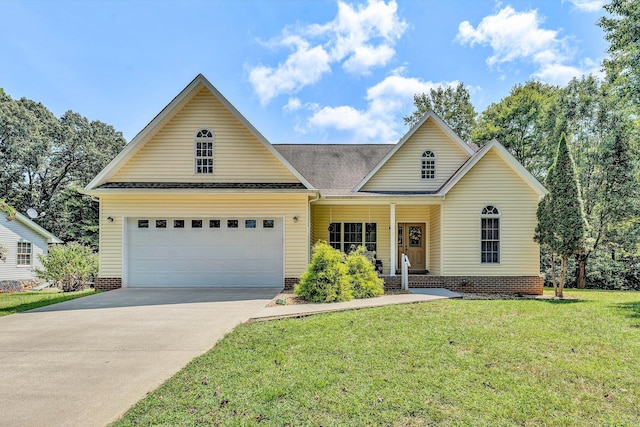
[{"left": 307, "top": 191, "right": 320, "bottom": 263}]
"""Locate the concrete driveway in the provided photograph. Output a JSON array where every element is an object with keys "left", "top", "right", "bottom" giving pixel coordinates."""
[{"left": 0, "top": 287, "right": 280, "bottom": 427}]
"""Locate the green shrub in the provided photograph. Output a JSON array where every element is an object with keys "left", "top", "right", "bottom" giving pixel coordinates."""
[
  {"left": 346, "top": 246, "right": 384, "bottom": 298},
  {"left": 295, "top": 241, "right": 352, "bottom": 302},
  {"left": 35, "top": 243, "right": 98, "bottom": 292}
]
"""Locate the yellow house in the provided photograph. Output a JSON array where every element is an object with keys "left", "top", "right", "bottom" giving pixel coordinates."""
[{"left": 85, "top": 74, "right": 547, "bottom": 294}]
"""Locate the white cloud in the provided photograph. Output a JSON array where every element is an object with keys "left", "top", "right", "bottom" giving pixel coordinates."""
[
  {"left": 456, "top": 5, "right": 595, "bottom": 85},
  {"left": 457, "top": 6, "right": 561, "bottom": 66},
  {"left": 248, "top": 0, "right": 407, "bottom": 104},
  {"left": 284, "top": 97, "right": 302, "bottom": 112},
  {"left": 534, "top": 58, "right": 603, "bottom": 83},
  {"left": 565, "top": 0, "right": 606, "bottom": 12},
  {"left": 249, "top": 37, "right": 331, "bottom": 105},
  {"left": 308, "top": 74, "right": 456, "bottom": 143}
]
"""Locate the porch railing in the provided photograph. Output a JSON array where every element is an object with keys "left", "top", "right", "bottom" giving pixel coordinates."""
[{"left": 401, "top": 253, "right": 411, "bottom": 290}]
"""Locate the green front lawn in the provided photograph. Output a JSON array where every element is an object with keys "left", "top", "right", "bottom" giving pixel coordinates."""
[
  {"left": 0, "top": 289, "right": 95, "bottom": 317},
  {"left": 113, "top": 289, "right": 640, "bottom": 426}
]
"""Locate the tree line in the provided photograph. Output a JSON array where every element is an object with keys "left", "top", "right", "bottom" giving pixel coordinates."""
[{"left": 0, "top": 89, "right": 126, "bottom": 249}]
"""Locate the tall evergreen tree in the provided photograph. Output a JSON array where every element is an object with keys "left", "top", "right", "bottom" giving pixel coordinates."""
[{"left": 541, "top": 134, "right": 588, "bottom": 297}]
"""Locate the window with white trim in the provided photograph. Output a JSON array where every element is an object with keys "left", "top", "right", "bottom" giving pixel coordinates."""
[
  {"left": 194, "top": 129, "right": 214, "bottom": 174},
  {"left": 481, "top": 205, "right": 500, "bottom": 263},
  {"left": 421, "top": 150, "right": 436, "bottom": 180},
  {"left": 328, "top": 222, "right": 377, "bottom": 254},
  {"left": 17, "top": 241, "right": 32, "bottom": 266}
]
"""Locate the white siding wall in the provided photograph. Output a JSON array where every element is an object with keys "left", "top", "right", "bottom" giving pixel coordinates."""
[
  {"left": 362, "top": 119, "right": 471, "bottom": 192},
  {"left": 441, "top": 149, "right": 541, "bottom": 276},
  {"left": 0, "top": 216, "right": 48, "bottom": 280},
  {"left": 111, "top": 87, "right": 299, "bottom": 183},
  {"left": 99, "top": 194, "right": 309, "bottom": 279}
]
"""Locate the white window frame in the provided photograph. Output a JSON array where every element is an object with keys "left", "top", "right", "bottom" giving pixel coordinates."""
[
  {"left": 328, "top": 222, "right": 377, "bottom": 254},
  {"left": 194, "top": 128, "right": 214, "bottom": 174},
  {"left": 421, "top": 150, "right": 436, "bottom": 180},
  {"left": 17, "top": 241, "right": 32, "bottom": 266},
  {"left": 480, "top": 205, "right": 501, "bottom": 264}
]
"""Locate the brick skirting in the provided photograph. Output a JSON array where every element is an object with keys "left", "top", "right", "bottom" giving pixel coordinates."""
[
  {"left": 284, "top": 277, "right": 300, "bottom": 290},
  {"left": 94, "top": 277, "right": 122, "bottom": 291},
  {"left": 94, "top": 275, "right": 543, "bottom": 294},
  {"left": 382, "top": 275, "right": 543, "bottom": 295}
]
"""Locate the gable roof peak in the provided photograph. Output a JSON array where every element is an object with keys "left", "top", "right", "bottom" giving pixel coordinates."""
[
  {"left": 353, "top": 109, "right": 476, "bottom": 191},
  {"left": 85, "top": 74, "right": 313, "bottom": 191},
  {"left": 438, "top": 139, "right": 547, "bottom": 197}
]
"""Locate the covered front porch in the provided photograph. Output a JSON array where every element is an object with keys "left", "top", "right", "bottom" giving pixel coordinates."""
[{"left": 310, "top": 201, "right": 442, "bottom": 277}]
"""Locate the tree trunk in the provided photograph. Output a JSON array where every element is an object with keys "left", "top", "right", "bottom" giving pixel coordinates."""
[
  {"left": 551, "top": 252, "right": 557, "bottom": 296},
  {"left": 558, "top": 255, "right": 567, "bottom": 298},
  {"left": 577, "top": 255, "right": 587, "bottom": 289}
]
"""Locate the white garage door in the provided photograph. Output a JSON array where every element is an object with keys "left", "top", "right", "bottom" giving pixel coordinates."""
[{"left": 125, "top": 217, "right": 283, "bottom": 287}]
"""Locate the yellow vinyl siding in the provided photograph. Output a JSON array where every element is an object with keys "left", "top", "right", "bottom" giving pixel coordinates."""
[
  {"left": 99, "top": 193, "right": 308, "bottom": 279},
  {"left": 441, "top": 149, "right": 540, "bottom": 276},
  {"left": 396, "top": 206, "right": 430, "bottom": 223},
  {"left": 112, "top": 87, "right": 299, "bottom": 183},
  {"left": 312, "top": 205, "right": 391, "bottom": 274},
  {"left": 362, "top": 118, "right": 471, "bottom": 192},
  {"left": 429, "top": 205, "right": 442, "bottom": 275}
]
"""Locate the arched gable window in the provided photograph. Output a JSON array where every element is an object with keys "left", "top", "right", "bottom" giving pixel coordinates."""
[
  {"left": 481, "top": 205, "right": 500, "bottom": 263},
  {"left": 421, "top": 150, "right": 436, "bottom": 180},
  {"left": 194, "top": 129, "right": 214, "bottom": 174}
]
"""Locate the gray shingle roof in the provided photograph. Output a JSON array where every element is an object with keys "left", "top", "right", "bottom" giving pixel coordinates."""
[{"left": 274, "top": 144, "right": 393, "bottom": 194}]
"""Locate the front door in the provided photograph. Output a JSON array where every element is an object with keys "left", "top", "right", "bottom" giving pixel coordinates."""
[{"left": 397, "top": 223, "right": 426, "bottom": 272}]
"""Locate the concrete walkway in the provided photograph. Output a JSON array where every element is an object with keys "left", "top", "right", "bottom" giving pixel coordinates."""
[
  {"left": 251, "top": 288, "right": 460, "bottom": 321},
  {"left": 0, "top": 287, "right": 280, "bottom": 427}
]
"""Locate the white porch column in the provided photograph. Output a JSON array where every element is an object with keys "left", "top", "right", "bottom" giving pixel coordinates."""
[{"left": 390, "top": 203, "right": 396, "bottom": 276}]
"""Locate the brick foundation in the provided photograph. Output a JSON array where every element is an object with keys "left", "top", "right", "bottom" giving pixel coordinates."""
[
  {"left": 382, "top": 275, "right": 543, "bottom": 295},
  {"left": 94, "top": 277, "right": 122, "bottom": 291},
  {"left": 284, "top": 277, "right": 300, "bottom": 290}
]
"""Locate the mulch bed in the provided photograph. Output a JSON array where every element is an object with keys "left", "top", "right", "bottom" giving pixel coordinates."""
[{"left": 268, "top": 290, "right": 576, "bottom": 306}]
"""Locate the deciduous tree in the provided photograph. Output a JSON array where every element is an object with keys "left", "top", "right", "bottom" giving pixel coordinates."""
[
  {"left": 599, "top": 0, "right": 640, "bottom": 108},
  {"left": 0, "top": 90, "right": 125, "bottom": 242},
  {"left": 473, "top": 81, "right": 559, "bottom": 179},
  {"left": 404, "top": 82, "right": 477, "bottom": 142}
]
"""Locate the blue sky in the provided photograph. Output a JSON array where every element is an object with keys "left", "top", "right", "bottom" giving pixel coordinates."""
[{"left": 1, "top": 0, "right": 608, "bottom": 144}]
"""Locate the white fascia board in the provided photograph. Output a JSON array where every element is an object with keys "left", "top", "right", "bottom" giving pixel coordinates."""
[
  {"left": 353, "top": 110, "right": 475, "bottom": 192},
  {"left": 313, "top": 195, "right": 445, "bottom": 206},
  {"left": 86, "top": 74, "right": 314, "bottom": 191},
  {"left": 14, "top": 211, "right": 63, "bottom": 244},
  {"left": 82, "top": 188, "right": 318, "bottom": 197}
]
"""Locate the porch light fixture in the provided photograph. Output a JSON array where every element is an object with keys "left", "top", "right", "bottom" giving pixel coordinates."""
[
  {"left": 292, "top": 216, "right": 299, "bottom": 222},
  {"left": 107, "top": 216, "right": 114, "bottom": 222}
]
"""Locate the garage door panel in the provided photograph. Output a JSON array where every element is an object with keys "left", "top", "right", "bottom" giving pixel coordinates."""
[{"left": 126, "top": 217, "right": 284, "bottom": 287}]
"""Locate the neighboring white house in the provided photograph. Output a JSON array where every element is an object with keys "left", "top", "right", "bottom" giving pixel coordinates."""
[{"left": 0, "top": 211, "right": 62, "bottom": 283}]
